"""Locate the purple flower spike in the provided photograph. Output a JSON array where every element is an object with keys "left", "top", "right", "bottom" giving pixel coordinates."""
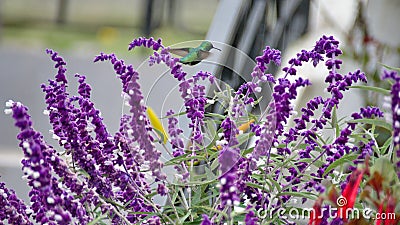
[
  {"left": 6, "top": 101, "right": 88, "bottom": 224},
  {"left": 0, "top": 182, "right": 33, "bottom": 225},
  {"left": 382, "top": 70, "right": 400, "bottom": 178},
  {"left": 200, "top": 214, "right": 213, "bottom": 225},
  {"left": 94, "top": 52, "right": 166, "bottom": 181},
  {"left": 245, "top": 209, "right": 258, "bottom": 225},
  {"left": 218, "top": 172, "right": 240, "bottom": 208}
]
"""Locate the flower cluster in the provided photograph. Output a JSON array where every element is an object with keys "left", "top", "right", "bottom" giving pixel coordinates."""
[
  {"left": 266, "top": 36, "right": 374, "bottom": 201},
  {"left": 232, "top": 46, "right": 280, "bottom": 118}
]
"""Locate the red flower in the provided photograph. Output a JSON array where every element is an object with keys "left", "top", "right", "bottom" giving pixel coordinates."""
[
  {"left": 375, "top": 195, "right": 397, "bottom": 225},
  {"left": 376, "top": 201, "right": 384, "bottom": 225},
  {"left": 309, "top": 197, "right": 323, "bottom": 225},
  {"left": 384, "top": 196, "right": 396, "bottom": 225},
  {"left": 337, "top": 168, "right": 365, "bottom": 221}
]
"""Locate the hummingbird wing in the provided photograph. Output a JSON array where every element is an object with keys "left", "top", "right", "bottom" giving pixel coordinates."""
[
  {"left": 167, "top": 48, "right": 191, "bottom": 57},
  {"left": 198, "top": 50, "right": 211, "bottom": 60},
  {"left": 179, "top": 50, "right": 212, "bottom": 65}
]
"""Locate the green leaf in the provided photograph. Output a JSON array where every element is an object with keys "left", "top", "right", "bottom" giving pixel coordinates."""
[
  {"left": 380, "top": 136, "right": 392, "bottom": 155},
  {"left": 323, "top": 154, "right": 359, "bottom": 177},
  {"left": 268, "top": 177, "right": 282, "bottom": 191},
  {"left": 170, "top": 188, "right": 179, "bottom": 205},
  {"left": 161, "top": 110, "right": 187, "bottom": 119},
  {"left": 205, "top": 119, "right": 217, "bottom": 140},
  {"left": 196, "top": 191, "right": 219, "bottom": 204},
  {"left": 347, "top": 118, "right": 392, "bottom": 131},
  {"left": 191, "top": 206, "right": 228, "bottom": 220},
  {"left": 232, "top": 213, "right": 246, "bottom": 222},
  {"left": 332, "top": 105, "right": 340, "bottom": 138},
  {"left": 276, "top": 191, "right": 317, "bottom": 200},
  {"left": 348, "top": 85, "right": 390, "bottom": 95},
  {"left": 205, "top": 112, "right": 226, "bottom": 120},
  {"left": 236, "top": 133, "right": 252, "bottom": 146},
  {"left": 78, "top": 169, "right": 91, "bottom": 179},
  {"left": 246, "top": 182, "right": 266, "bottom": 191},
  {"left": 298, "top": 158, "right": 325, "bottom": 168},
  {"left": 182, "top": 218, "right": 203, "bottom": 225},
  {"left": 252, "top": 96, "right": 263, "bottom": 106},
  {"left": 192, "top": 186, "right": 203, "bottom": 205},
  {"left": 380, "top": 64, "right": 400, "bottom": 73},
  {"left": 164, "top": 154, "right": 206, "bottom": 166},
  {"left": 87, "top": 215, "right": 107, "bottom": 225},
  {"left": 242, "top": 147, "right": 254, "bottom": 156},
  {"left": 210, "top": 155, "right": 220, "bottom": 171},
  {"left": 204, "top": 167, "right": 217, "bottom": 181},
  {"left": 370, "top": 157, "right": 397, "bottom": 184},
  {"left": 179, "top": 209, "right": 192, "bottom": 223},
  {"left": 152, "top": 127, "right": 166, "bottom": 144}
]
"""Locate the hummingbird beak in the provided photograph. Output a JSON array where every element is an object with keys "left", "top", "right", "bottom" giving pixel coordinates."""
[{"left": 213, "top": 47, "right": 221, "bottom": 51}]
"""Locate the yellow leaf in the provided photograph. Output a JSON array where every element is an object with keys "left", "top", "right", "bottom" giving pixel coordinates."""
[
  {"left": 146, "top": 106, "right": 168, "bottom": 144},
  {"left": 238, "top": 119, "right": 255, "bottom": 132},
  {"left": 211, "top": 145, "right": 223, "bottom": 151}
]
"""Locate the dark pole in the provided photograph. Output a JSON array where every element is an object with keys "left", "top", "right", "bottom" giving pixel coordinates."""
[
  {"left": 56, "top": 0, "right": 68, "bottom": 25},
  {"left": 0, "top": 0, "right": 2, "bottom": 41},
  {"left": 168, "top": 0, "right": 176, "bottom": 26},
  {"left": 144, "top": 0, "right": 154, "bottom": 37}
]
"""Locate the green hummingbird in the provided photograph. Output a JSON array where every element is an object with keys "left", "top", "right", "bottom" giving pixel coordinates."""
[{"left": 168, "top": 41, "right": 221, "bottom": 65}]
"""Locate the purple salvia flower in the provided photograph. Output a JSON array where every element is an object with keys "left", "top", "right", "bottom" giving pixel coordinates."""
[
  {"left": 349, "top": 139, "right": 375, "bottom": 170},
  {"left": 219, "top": 145, "right": 241, "bottom": 175},
  {"left": 217, "top": 117, "right": 242, "bottom": 209},
  {"left": 252, "top": 113, "right": 276, "bottom": 160},
  {"left": 200, "top": 214, "right": 213, "bottom": 225},
  {"left": 233, "top": 46, "right": 280, "bottom": 117},
  {"left": 166, "top": 110, "right": 185, "bottom": 157},
  {"left": 142, "top": 216, "right": 162, "bottom": 225},
  {"left": 94, "top": 52, "right": 166, "bottom": 181},
  {"left": 128, "top": 37, "right": 163, "bottom": 52},
  {"left": 218, "top": 172, "right": 240, "bottom": 209},
  {"left": 382, "top": 70, "right": 400, "bottom": 177},
  {"left": 271, "top": 36, "right": 372, "bottom": 200},
  {"left": 0, "top": 182, "right": 33, "bottom": 225},
  {"left": 314, "top": 106, "right": 383, "bottom": 182},
  {"left": 275, "top": 36, "right": 343, "bottom": 144},
  {"left": 278, "top": 37, "right": 345, "bottom": 145},
  {"left": 255, "top": 46, "right": 281, "bottom": 76},
  {"left": 166, "top": 110, "right": 189, "bottom": 179},
  {"left": 45, "top": 50, "right": 156, "bottom": 223},
  {"left": 244, "top": 209, "right": 258, "bottom": 225},
  {"left": 272, "top": 77, "right": 312, "bottom": 143},
  {"left": 236, "top": 158, "right": 263, "bottom": 205},
  {"left": 127, "top": 38, "right": 215, "bottom": 173},
  {"left": 218, "top": 117, "right": 241, "bottom": 174},
  {"left": 157, "top": 183, "right": 169, "bottom": 196},
  {"left": 220, "top": 117, "right": 239, "bottom": 145},
  {"left": 8, "top": 102, "right": 76, "bottom": 224},
  {"left": 42, "top": 51, "right": 117, "bottom": 200}
]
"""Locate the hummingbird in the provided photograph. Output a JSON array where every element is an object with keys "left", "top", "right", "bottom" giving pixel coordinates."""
[{"left": 168, "top": 41, "right": 221, "bottom": 65}]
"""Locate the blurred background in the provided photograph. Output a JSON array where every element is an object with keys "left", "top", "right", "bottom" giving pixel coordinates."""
[{"left": 0, "top": 0, "right": 399, "bottom": 205}]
